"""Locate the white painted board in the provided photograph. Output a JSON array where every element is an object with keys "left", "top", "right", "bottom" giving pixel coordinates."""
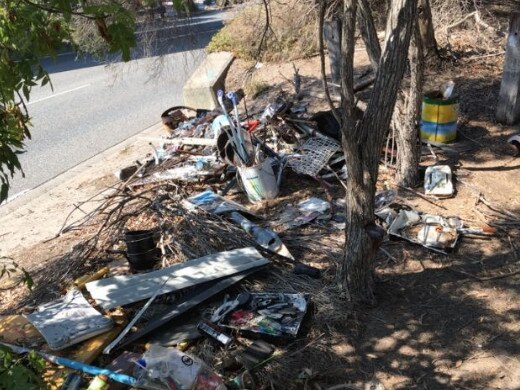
[{"left": 86, "top": 247, "right": 269, "bottom": 309}]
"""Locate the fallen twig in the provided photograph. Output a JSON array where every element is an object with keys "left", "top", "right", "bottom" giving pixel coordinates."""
[
  {"left": 450, "top": 267, "right": 520, "bottom": 282},
  {"left": 463, "top": 51, "right": 505, "bottom": 61},
  {"left": 397, "top": 185, "right": 448, "bottom": 210},
  {"left": 445, "top": 11, "right": 478, "bottom": 31}
]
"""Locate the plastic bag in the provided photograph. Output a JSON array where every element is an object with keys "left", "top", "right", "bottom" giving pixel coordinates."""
[{"left": 135, "top": 345, "right": 226, "bottom": 390}]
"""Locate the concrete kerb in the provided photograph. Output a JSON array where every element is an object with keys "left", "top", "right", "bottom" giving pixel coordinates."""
[{"left": 0, "top": 122, "right": 166, "bottom": 256}]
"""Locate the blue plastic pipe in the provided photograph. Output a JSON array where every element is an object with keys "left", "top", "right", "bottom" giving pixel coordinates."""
[{"left": 0, "top": 342, "right": 137, "bottom": 386}]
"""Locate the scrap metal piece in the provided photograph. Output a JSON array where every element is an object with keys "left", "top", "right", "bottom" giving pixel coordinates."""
[
  {"left": 388, "top": 210, "right": 460, "bottom": 253},
  {"left": 85, "top": 247, "right": 269, "bottom": 310},
  {"left": 229, "top": 211, "right": 294, "bottom": 259},
  {"left": 289, "top": 137, "right": 341, "bottom": 177},
  {"left": 25, "top": 289, "right": 113, "bottom": 350}
]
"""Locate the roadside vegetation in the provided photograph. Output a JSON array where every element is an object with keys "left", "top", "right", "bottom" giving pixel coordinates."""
[{"left": 207, "top": 0, "right": 318, "bottom": 61}]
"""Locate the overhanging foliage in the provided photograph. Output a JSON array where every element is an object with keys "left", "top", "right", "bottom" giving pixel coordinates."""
[{"left": 0, "top": 0, "right": 136, "bottom": 201}]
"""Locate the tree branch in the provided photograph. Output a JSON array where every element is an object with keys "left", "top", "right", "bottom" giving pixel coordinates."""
[
  {"left": 318, "top": 0, "right": 341, "bottom": 125},
  {"left": 255, "top": 0, "right": 270, "bottom": 62},
  {"left": 339, "top": 0, "right": 357, "bottom": 136},
  {"left": 357, "top": 0, "right": 381, "bottom": 70},
  {"left": 21, "top": 0, "right": 99, "bottom": 20}
]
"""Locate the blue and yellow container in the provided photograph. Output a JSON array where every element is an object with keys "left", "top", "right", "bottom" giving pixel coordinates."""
[{"left": 420, "top": 92, "right": 458, "bottom": 143}]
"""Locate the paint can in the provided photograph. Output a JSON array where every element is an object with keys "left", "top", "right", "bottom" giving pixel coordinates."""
[
  {"left": 237, "top": 159, "right": 279, "bottom": 203},
  {"left": 420, "top": 91, "right": 458, "bottom": 143}
]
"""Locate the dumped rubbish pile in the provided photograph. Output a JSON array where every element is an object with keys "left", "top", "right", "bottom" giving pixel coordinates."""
[{"left": 1, "top": 83, "right": 508, "bottom": 389}]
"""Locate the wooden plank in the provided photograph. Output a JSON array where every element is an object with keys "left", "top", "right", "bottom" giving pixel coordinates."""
[
  {"left": 42, "top": 320, "right": 127, "bottom": 389},
  {"left": 0, "top": 315, "right": 43, "bottom": 345},
  {"left": 86, "top": 247, "right": 269, "bottom": 309},
  {"left": 497, "top": 13, "right": 520, "bottom": 124}
]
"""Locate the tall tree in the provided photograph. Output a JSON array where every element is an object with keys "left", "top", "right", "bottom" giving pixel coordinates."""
[
  {"left": 395, "top": 21, "right": 424, "bottom": 187},
  {"left": 0, "top": 0, "right": 136, "bottom": 202},
  {"left": 334, "top": 0, "right": 417, "bottom": 302},
  {"left": 324, "top": 0, "right": 381, "bottom": 83},
  {"left": 357, "top": 0, "right": 381, "bottom": 70},
  {"left": 496, "top": 13, "right": 520, "bottom": 125},
  {"left": 417, "top": 0, "right": 438, "bottom": 61}
]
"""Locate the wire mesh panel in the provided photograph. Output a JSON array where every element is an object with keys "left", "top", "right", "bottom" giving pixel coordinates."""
[{"left": 289, "top": 137, "right": 341, "bottom": 177}]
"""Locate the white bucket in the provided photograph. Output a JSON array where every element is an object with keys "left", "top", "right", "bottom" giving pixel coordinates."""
[{"left": 238, "top": 159, "right": 279, "bottom": 203}]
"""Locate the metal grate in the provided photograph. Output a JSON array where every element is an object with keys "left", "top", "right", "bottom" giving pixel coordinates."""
[{"left": 289, "top": 137, "right": 341, "bottom": 177}]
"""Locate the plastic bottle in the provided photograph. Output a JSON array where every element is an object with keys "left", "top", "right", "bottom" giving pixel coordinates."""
[{"left": 87, "top": 374, "right": 109, "bottom": 390}]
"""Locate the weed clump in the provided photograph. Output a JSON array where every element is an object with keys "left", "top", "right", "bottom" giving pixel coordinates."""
[{"left": 208, "top": 0, "right": 318, "bottom": 62}]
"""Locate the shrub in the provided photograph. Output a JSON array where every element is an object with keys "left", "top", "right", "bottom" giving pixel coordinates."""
[{"left": 207, "top": 0, "right": 318, "bottom": 62}]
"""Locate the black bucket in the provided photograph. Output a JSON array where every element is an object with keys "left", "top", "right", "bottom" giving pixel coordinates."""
[{"left": 124, "top": 230, "right": 159, "bottom": 270}]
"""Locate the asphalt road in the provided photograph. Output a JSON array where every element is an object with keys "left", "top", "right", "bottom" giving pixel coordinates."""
[{"left": 8, "top": 10, "right": 226, "bottom": 199}]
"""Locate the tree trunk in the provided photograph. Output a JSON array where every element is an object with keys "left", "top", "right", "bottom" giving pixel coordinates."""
[
  {"left": 497, "top": 13, "right": 520, "bottom": 125},
  {"left": 396, "top": 22, "right": 424, "bottom": 187},
  {"left": 357, "top": 0, "right": 381, "bottom": 71},
  {"left": 323, "top": 18, "right": 342, "bottom": 84},
  {"left": 417, "top": 0, "right": 438, "bottom": 61},
  {"left": 338, "top": 0, "right": 417, "bottom": 302}
]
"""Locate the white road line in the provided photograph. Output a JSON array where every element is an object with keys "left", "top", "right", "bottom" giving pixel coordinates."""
[
  {"left": 27, "top": 84, "right": 90, "bottom": 105},
  {"left": 39, "top": 51, "right": 75, "bottom": 60},
  {"left": 155, "top": 28, "right": 221, "bottom": 41}
]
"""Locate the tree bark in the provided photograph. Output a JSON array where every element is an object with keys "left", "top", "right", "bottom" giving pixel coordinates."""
[
  {"left": 396, "top": 22, "right": 424, "bottom": 187},
  {"left": 496, "top": 13, "right": 520, "bottom": 125},
  {"left": 323, "top": 18, "right": 342, "bottom": 84},
  {"left": 417, "top": 0, "right": 438, "bottom": 61},
  {"left": 338, "top": 0, "right": 417, "bottom": 303},
  {"left": 357, "top": 0, "right": 381, "bottom": 71}
]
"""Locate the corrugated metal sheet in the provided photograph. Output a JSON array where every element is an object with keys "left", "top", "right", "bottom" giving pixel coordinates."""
[{"left": 85, "top": 247, "right": 269, "bottom": 309}]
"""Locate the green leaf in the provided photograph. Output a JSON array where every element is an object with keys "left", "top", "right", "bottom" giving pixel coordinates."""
[
  {"left": 0, "top": 183, "right": 8, "bottom": 203},
  {"left": 0, "top": 0, "right": 137, "bottom": 202},
  {"left": 41, "top": 75, "right": 50, "bottom": 87},
  {"left": 22, "top": 85, "right": 30, "bottom": 101},
  {"left": 21, "top": 268, "right": 34, "bottom": 291}
]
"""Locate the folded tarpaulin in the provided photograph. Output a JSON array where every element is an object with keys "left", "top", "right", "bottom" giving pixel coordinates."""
[{"left": 85, "top": 247, "right": 270, "bottom": 309}]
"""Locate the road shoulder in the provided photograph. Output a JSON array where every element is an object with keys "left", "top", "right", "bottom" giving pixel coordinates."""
[{"left": 0, "top": 122, "right": 165, "bottom": 258}]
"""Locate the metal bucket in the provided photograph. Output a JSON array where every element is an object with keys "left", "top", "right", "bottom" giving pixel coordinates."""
[
  {"left": 124, "top": 230, "right": 159, "bottom": 270},
  {"left": 420, "top": 91, "right": 458, "bottom": 143},
  {"left": 237, "top": 159, "right": 280, "bottom": 203}
]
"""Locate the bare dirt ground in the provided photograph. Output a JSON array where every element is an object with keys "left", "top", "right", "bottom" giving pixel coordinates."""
[
  {"left": 224, "top": 49, "right": 520, "bottom": 389},
  {"left": 1, "top": 37, "right": 519, "bottom": 390}
]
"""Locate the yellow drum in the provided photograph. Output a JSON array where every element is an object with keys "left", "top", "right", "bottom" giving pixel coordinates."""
[{"left": 420, "top": 92, "right": 458, "bottom": 143}]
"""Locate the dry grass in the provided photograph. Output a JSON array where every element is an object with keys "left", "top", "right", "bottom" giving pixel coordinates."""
[
  {"left": 207, "top": 0, "right": 319, "bottom": 62},
  {"left": 431, "top": 0, "right": 506, "bottom": 54},
  {"left": 244, "top": 78, "right": 270, "bottom": 98}
]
